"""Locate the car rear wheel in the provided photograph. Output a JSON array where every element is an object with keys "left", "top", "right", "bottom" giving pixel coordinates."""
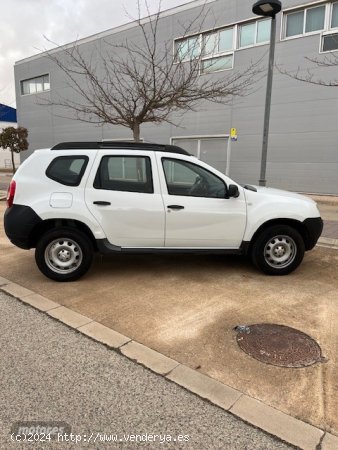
[
  {"left": 251, "top": 225, "right": 305, "bottom": 275},
  {"left": 35, "top": 228, "right": 93, "bottom": 281}
]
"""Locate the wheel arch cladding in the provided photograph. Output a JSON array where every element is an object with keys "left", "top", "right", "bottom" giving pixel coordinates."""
[
  {"left": 248, "top": 218, "right": 310, "bottom": 252},
  {"left": 29, "top": 219, "right": 98, "bottom": 251}
]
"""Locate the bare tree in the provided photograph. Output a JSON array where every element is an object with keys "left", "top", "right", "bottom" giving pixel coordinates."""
[
  {"left": 40, "top": 1, "right": 262, "bottom": 141},
  {"left": 278, "top": 53, "right": 338, "bottom": 87}
]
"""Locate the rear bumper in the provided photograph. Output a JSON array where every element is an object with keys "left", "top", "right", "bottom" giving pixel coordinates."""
[
  {"left": 303, "top": 217, "right": 323, "bottom": 250},
  {"left": 4, "top": 204, "right": 42, "bottom": 249}
]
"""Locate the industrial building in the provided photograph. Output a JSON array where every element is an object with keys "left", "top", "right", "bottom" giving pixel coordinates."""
[{"left": 14, "top": 0, "right": 338, "bottom": 194}]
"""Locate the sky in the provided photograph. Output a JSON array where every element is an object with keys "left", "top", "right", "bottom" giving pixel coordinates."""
[{"left": 0, "top": 0, "right": 192, "bottom": 108}]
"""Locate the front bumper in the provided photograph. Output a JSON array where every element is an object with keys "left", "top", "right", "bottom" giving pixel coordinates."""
[{"left": 303, "top": 217, "right": 323, "bottom": 250}]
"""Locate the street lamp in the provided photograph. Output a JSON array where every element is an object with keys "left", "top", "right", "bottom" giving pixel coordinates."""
[{"left": 252, "top": 0, "right": 282, "bottom": 187}]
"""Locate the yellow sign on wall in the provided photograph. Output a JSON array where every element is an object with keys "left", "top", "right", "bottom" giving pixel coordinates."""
[{"left": 230, "top": 128, "right": 237, "bottom": 141}]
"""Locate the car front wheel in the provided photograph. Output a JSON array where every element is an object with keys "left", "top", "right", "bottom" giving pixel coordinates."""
[
  {"left": 251, "top": 225, "right": 305, "bottom": 275},
  {"left": 35, "top": 228, "right": 93, "bottom": 281}
]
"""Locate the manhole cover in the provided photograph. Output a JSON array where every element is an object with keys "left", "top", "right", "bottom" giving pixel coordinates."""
[{"left": 235, "top": 324, "right": 325, "bottom": 368}]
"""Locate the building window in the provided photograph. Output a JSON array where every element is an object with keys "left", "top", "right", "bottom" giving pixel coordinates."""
[
  {"left": 203, "top": 27, "right": 234, "bottom": 55},
  {"left": 21, "top": 75, "right": 50, "bottom": 95},
  {"left": 176, "top": 36, "right": 200, "bottom": 61},
  {"left": 174, "top": 18, "right": 270, "bottom": 72},
  {"left": 239, "top": 22, "right": 256, "bottom": 47},
  {"left": 331, "top": 2, "right": 338, "bottom": 28},
  {"left": 171, "top": 136, "right": 229, "bottom": 174},
  {"left": 321, "top": 32, "right": 338, "bottom": 51},
  {"left": 201, "top": 26, "right": 234, "bottom": 73},
  {"left": 257, "top": 19, "right": 271, "bottom": 43},
  {"left": 238, "top": 19, "right": 271, "bottom": 48},
  {"left": 321, "top": 2, "right": 338, "bottom": 51},
  {"left": 286, "top": 11, "right": 304, "bottom": 37},
  {"left": 201, "top": 55, "right": 233, "bottom": 73},
  {"left": 306, "top": 6, "right": 326, "bottom": 33},
  {"left": 284, "top": 5, "right": 325, "bottom": 38},
  {"left": 176, "top": 26, "right": 234, "bottom": 73}
]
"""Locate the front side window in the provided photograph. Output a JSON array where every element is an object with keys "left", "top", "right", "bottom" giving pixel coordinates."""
[
  {"left": 162, "top": 158, "right": 226, "bottom": 198},
  {"left": 94, "top": 156, "right": 153, "bottom": 193},
  {"left": 21, "top": 75, "right": 50, "bottom": 95},
  {"left": 46, "top": 156, "right": 88, "bottom": 186}
]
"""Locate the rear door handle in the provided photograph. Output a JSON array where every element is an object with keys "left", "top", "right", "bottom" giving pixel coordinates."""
[
  {"left": 93, "top": 201, "right": 111, "bottom": 206},
  {"left": 167, "top": 205, "right": 184, "bottom": 210}
]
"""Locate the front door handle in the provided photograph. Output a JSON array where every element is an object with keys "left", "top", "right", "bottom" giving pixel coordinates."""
[
  {"left": 93, "top": 201, "right": 111, "bottom": 206},
  {"left": 167, "top": 205, "right": 184, "bottom": 210}
]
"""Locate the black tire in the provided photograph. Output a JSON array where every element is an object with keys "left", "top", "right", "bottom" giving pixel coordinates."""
[
  {"left": 251, "top": 225, "right": 305, "bottom": 275},
  {"left": 35, "top": 227, "right": 93, "bottom": 281}
]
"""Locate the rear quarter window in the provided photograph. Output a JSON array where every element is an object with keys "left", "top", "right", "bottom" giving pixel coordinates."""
[{"left": 46, "top": 156, "right": 89, "bottom": 186}]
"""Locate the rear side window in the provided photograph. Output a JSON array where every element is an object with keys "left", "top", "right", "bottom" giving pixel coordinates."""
[
  {"left": 46, "top": 156, "right": 88, "bottom": 186},
  {"left": 94, "top": 156, "right": 153, "bottom": 193}
]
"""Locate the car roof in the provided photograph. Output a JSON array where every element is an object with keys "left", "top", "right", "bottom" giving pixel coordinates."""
[{"left": 51, "top": 141, "right": 190, "bottom": 155}]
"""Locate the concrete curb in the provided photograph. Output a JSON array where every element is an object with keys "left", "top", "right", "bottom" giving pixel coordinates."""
[
  {"left": 317, "top": 237, "right": 338, "bottom": 249},
  {"left": 0, "top": 278, "right": 337, "bottom": 450}
]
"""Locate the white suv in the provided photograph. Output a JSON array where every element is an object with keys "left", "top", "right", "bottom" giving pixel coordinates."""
[{"left": 4, "top": 141, "right": 323, "bottom": 281}]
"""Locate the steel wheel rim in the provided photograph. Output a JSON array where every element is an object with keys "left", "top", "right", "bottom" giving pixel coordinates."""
[
  {"left": 45, "top": 238, "right": 83, "bottom": 274},
  {"left": 264, "top": 235, "right": 297, "bottom": 269}
]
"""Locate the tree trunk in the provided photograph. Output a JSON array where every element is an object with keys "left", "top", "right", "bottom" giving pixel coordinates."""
[
  {"left": 132, "top": 122, "right": 141, "bottom": 142},
  {"left": 11, "top": 150, "right": 16, "bottom": 174}
]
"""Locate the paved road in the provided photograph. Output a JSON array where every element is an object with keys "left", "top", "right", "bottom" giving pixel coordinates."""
[{"left": 0, "top": 291, "right": 293, "bottom": 450}]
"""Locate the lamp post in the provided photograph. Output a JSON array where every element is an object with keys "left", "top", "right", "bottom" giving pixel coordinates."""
[{"left": 252, "top": 0, "right": 282, "bottom": 187}]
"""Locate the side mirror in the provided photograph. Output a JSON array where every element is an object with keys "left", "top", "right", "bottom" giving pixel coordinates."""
[{"left": 227, "top": 184, "right": 240, "bottom": 198}]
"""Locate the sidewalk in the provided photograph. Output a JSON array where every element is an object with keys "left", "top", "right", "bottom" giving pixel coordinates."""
[{"left": 1, "top": 291, "right": 295, "bottom": 450}]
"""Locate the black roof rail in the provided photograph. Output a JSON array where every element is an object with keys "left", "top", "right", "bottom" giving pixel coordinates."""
[{"left": 51, "top": 141, "right": 190, "bottom": 155}]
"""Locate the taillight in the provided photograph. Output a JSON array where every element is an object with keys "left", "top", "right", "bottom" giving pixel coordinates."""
[{"left": 6, "top": 180, "right": 16, "bottom": 208}]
